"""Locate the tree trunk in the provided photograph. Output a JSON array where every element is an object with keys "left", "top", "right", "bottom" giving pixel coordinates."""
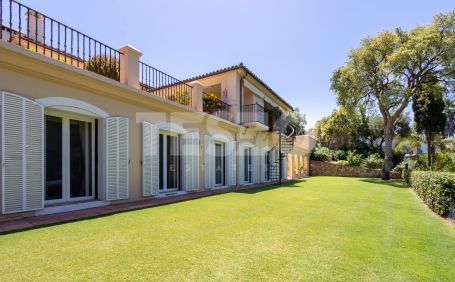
[{"left": 381, "top": 121, "right": 394, "bottom": 180}]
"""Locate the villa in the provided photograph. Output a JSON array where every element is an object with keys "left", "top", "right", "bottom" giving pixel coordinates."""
[{"left": 0, "top": 0, "right": 314, "bottom": 219}]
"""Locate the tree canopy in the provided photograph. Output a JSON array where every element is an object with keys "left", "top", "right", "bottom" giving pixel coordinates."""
[{"left": 331, "top": 11, "right": 455, "bottom": 179}]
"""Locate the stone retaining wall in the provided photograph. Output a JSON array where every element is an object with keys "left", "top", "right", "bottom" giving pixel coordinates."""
[{"left": 310, "top": 161, "right": 401, "bottom": 179}]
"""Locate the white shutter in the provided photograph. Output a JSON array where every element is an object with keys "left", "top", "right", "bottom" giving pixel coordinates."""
[
  {"left": 183, "top": 132, "right": 200, "bottom": 191},
  {"left": 239, "top": 144, "right": 244, "bottom": 184},
  {"left": 2, "top": 92, "right": 44, "bottom": 214},
  {"left": 142, "top": 121, "right": 159, "bottom": 196},
  {"left": 204, "top": 135, "right": 215, "bottom": 189},
  {"left": 226, "top": 141, "right": 237, "bottom": 186},
  {"left": 251, "top": 147, "right": 260, "bottom": 183},
  {"left": 260, "top": 149, "right": 266, "bottom": 183},
  {"left": 25, "top": 99, "right": 44, "bottom": 210},
  {"left": 105, "top": 117, "right": 129, "bottom": 201}
]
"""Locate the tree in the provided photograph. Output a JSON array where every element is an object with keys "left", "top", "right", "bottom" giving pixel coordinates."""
[
  {"left": 331, "top": 11, "right": 455, "bottom": 180},
  {"left": 444, "top": 98, "right": 455, "bottom": 137},
  {"left": 314, "top": 107, "right": 358, "bottom": 148},
  {"left": 286, "top": 107, "right": 307, "bottom": 135},
  {"left": 356, "top": 111, "right": 411, "bottom": 152},
  {"left": 413, "top": 75, "right": 446, "bottom": 167}
]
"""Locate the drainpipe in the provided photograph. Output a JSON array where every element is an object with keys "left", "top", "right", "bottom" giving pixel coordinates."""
[{"left": 239, "top": 68, "right": 247, "bottom": 124}]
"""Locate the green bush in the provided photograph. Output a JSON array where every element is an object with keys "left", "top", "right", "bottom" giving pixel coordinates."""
[
  {"left": 337, "top": 160, "right": 349, "bottom": 166},
  {"left": 410, "top": 171, "right": 455, "bottom": 216},
  {"left": 361, "top": 153, "right": 383, "bottom": 169},
  {"left": 85, "top": 55, "right": 120, "bottom": 81},
  {"left": 311, "top": 146, "right": 332, "bottom": 162},
  {"left": 416, "top": 154, "right": 430, "bottom": 170},
  {"left": 433, "top": 151, "right": 455, "bottom": 172},
  {"left": 333, "top": 150, "right": 347, "bottom": 161},
  {"left": 416, "top": 152, "right": 455, "bottom": 172},
  {"left": 346, "top": 151, "right": 363, "bottom": 167},
  {"left": 403, "top": 168, "right": 412, "bottom": 185},
  {"left": 393, "top": 159, "right": 417, "bottom": 173}
]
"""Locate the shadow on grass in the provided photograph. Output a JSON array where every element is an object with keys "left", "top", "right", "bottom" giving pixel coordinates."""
[
  {"left": 360, "top": 178, "right": 407, "bottom": 189},
  {"left": 235, "top": 179, "right": 306, "bottom": 194},
  {"left": 0, "top": 180, "right": 308, "bottom": 235}
]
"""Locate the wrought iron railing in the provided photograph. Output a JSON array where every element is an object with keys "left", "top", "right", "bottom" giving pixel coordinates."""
[
  {"left": 242, "top": 103, "right": 268, "bottom": 126},
  {"left": 0, "top": 0, "right": 121, "bottom": 81},
  {"left": 202, "top": 92, "right": 233, "bottom": 122},
  {"left": 139, "top": 61, "right": 192, "bottom": 106}
]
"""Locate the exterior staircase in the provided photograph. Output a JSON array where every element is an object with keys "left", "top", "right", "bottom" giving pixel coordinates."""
[{"left": 268, "top": 123, "right": 296, "bottom": 182}]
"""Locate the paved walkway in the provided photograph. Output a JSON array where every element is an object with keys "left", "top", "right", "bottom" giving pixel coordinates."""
[{"left": 0, "top": 183, "right": 272, "bottom": 234}]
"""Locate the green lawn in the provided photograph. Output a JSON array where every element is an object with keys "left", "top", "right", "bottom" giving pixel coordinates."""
[{"left": 1, "top": 177, "right": 454, "bottom": 281}]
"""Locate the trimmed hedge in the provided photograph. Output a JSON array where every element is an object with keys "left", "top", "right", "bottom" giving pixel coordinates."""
[{"left": 410, "top": 171, "right": 455, "bottom": 216}]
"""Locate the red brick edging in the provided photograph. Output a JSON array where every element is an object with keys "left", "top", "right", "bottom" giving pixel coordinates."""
[{"left": 0, "top": 183, "right": 273, "bottom": 234}]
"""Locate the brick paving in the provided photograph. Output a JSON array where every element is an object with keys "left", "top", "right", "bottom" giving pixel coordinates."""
[{"left": 0, "top": 183, "right": 273, "bottom": 234}]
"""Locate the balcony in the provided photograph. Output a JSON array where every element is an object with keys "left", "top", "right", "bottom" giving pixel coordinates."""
[
  {"left": 242, "top": 103, "right": 269, "bottom": 130},
  {"left": 1, "top": 0, "right": 121, "bottom": 81},
  {"left": 0, "top": 0, "right": 196, "bottom": 107},
  {"left": 203, "top": 92, "right": 233, "bottom": 122},
  {"left": 139, "top": 62, "right": 192, "bottom": 107}
]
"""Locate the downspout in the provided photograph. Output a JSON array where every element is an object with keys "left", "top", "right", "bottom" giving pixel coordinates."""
[
  {"left": 238, "top": 67, "right": 247, "bottom": 187},
  {"left": 239, "top": 70, "right": 247, "bottom": 124}
]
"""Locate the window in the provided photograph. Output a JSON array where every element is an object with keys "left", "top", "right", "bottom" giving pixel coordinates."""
[
  {"left": 45, "top": 112, "right": 95, "bottom": 203},
  {"left": 159, "top": 132, "right": 181, "bottom": 192},
  {"left": 265, "top": 151, "right": 270, "bottom": 181},
  {"left": 215, "top": 143, "right": 225, "bottom": 186},
  {"left": 244, "top": 148, "right": 252, "bottom": 183}
]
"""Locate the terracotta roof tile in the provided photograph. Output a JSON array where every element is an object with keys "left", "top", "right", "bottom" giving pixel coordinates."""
[{"left": 183, "top": 63, "right": 293, "bottom": 110}]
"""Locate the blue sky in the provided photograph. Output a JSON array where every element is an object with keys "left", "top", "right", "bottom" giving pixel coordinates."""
[{"left": 22, "top": 0, "right": 454, "bottom": 128}]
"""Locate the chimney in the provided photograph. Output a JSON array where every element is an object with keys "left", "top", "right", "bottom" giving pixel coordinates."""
[{"left": 26, "top": 10, "right": 44, "bottom": 44}]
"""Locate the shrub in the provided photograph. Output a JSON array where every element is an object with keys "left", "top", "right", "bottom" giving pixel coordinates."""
[
  {"left": 393, "top": 159, "right": 417, "bottom": 173},
  {"left": 337, "top": 160, "right": 349, "bottom": 166},
  {"left": 346, "top": 151, "right": 363, "bottom": 166},
  {"left": 410, "top": 171, "right": 455, "bottom": 216},
  {"left": 416, "top": 154, "right": 430, "bottom": 170},
  {"left": 403, "top": 168, "right": 412, "bottom": 185},
  {"left": 203, "top": 92, "right": 224, "bottom": 113},
  {"left": 311, "top": 146, "right": 332, "bottom": 162},
  {"left": 415, "top": 152, "right": 455, "bottom": 172},
  {"left": 433, "top": 151, "right": 455, "bottom": 172},
  {"left": 333, "top": 150, "right": 347, "bottom": 161},
  {"left": 361, "top": 153, "right": 383, "bottom": 169},
  {"left": 85, "top": 55, "right": 120, "bottom": 81}
]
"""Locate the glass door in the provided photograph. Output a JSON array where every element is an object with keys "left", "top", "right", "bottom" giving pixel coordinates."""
[
  {"left": 45, "top": 111, "right": 95, "bottom": 204},
  {"left": 69, "top": 119, "right": 93, "bottom": 199},
  {"left": 159, "top": 132, "right": 181, "bottom": 192},
  {"left": 244, "top": 148, "right": 252, "bottom": 183},
  {"left": 215, "top": 143, "right": 225, "bottom": 186},
  {"left": 45, "top": 116, "right": 63, "bottom": 201}
]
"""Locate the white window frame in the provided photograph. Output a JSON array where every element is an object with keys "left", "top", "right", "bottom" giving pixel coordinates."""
[
  {"left": 159, "top": 130, "right": 181, "bottom": 193},
  {"left": 264, "top": 149, "right": 271, "bottom": 182},
  {"left": 244, "top": 147, "right": 252, "bottom": 183},
  {"left": 214, "top": 141, "right": 226, "bottom": 187},
  {"left": 44, "top": 109, "right": 96, "bottom": 204}
]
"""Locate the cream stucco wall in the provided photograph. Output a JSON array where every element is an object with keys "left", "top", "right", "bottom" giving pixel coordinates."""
[{"left": 0, "top": 41, "right": 290, "bottom": 218}]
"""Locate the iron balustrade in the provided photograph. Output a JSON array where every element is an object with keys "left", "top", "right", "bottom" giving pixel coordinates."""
[
  {"left": 242, "top": 103, "right": 268, "bottom": 126},
  {"left": 0, "top": 0, "right": 121, "bottom": 81},
  {"left": 139, "top": 61, "right": 193, "bottom": 107},
  {"left": 202, "top": 92, "right": 233, "bottom": 122}
]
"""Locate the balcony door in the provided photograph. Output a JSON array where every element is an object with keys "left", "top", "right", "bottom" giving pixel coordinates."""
[
  {"left": 45, "top": 111, "right": 95, "bottom": 204},
  {"left": 159, "top": 132, "right": 181, "bottom": 192}
]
